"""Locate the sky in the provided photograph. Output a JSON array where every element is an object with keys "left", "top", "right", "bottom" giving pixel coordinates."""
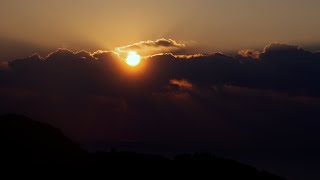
[
  {"left": 1, "top": 0, "right": 320, "bottom": 60},
  {"left": 1, "top": 1, "right": 320, "bottom": 179}
]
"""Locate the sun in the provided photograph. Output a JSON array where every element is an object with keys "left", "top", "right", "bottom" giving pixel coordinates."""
[{"left": 125, "top": 51, "right": 141, "bottom": 67}]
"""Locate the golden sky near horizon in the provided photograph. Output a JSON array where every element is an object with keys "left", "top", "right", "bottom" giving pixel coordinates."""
[{"left": 1, "top": 0, "right": 320, "bottom": 59}]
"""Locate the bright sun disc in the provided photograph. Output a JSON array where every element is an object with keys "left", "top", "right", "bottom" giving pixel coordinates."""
[{"left": 126, "top": 51, "right": 141, "bottom": 66}]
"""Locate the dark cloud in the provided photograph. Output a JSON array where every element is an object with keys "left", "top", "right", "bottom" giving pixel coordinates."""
[
  {"left": 3, "top": 42, "right": 320, "bottom": 102},
  {"left": 3, "top": 42, "right": 320, "bottom": 98},
  {"left": 259, "top": 43, "right": 313, "bottom": 63},
  {"left": 1, "top": 42, "right": 320, "bottom": 179},
  {"left": 116, "top": 38, "right": 186, "bottom": 56},
  {"left": 263, "top": 43, "right": 304, "bottom": 54}
]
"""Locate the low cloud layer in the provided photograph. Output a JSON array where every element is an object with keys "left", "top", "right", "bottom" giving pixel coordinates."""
[{"left": 2, "top": 42, "right": 320, "bottom": 107}]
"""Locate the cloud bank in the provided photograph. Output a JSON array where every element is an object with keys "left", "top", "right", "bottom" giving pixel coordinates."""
[{"left": 2, "top": 42, "right": 320, "bottom": 110}]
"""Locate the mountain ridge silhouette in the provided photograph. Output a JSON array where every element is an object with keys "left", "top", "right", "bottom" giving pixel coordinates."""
[{"left": 0, "top": 114, "right": 285, "bottom": 179}]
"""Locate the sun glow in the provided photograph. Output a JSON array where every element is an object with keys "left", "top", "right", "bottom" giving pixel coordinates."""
[{"left": 125, "top": 51, "right": 141, "bottom": 66}]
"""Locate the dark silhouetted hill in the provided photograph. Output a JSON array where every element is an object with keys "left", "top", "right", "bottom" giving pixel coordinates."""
[
  {"left": 0, "top": 114, "right": 285, "bottom": 179},
  {"left": 0, "top": 114, "right": 85, "bottom": 161}
]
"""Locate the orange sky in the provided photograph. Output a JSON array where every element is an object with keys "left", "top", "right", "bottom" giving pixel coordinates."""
[{"left": 1, "top": 0, "right": 320, "bottom": 60}]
